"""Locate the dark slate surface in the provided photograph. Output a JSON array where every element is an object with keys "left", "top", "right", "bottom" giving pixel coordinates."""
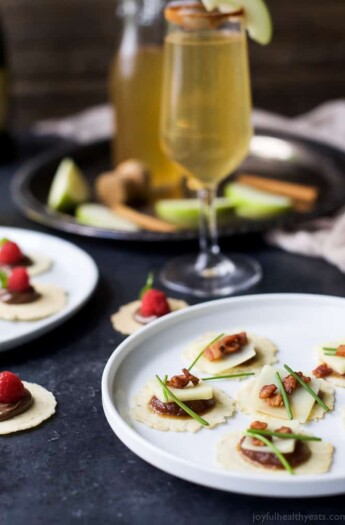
[{"left": 0, "top": 136, "right": 345, "bottom": 525}]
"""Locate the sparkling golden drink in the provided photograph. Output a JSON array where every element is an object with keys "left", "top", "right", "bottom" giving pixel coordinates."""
[
  {"left": 110, "top": 46, "right": 181, "bottom": 192},
  {"left": 161, "top": 30, "right": 252, "bottom": 187}
]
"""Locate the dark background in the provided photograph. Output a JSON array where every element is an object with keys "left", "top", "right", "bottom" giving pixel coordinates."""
[{"left": 1, "top": 0, "right": 345, "bottom": 126}]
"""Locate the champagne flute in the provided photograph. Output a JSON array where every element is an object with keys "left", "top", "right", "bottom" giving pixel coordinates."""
[{"left": 160, "top": 1, "right": 262, "bottom": 297}]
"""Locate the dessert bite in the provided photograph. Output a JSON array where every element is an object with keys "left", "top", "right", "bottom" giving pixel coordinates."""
[
  {"left": 313, "top": 340, "right": 345, "bottom": 388},
  {"left": 236, "top": 364, "right": 334, "bottom": 423},
  {"left": 131, "top": 368, "right": 234, "bottom": 432},
  {"left": 184, "top": 330, "right": 277, "bottom": 377},
  {"left": 0, "top": 238, "right": 52, "bottom": 276},
  {"left": 0, "top": 268, "right": 67, "bottom": 321},
  {"left": 111, "top": 273, "right": 188, "bottom": 335},
  {"left": 216, "top": 420, "right": 333, "bottom": 475},
  {"left": 0, "top": 371, "right": 56, "bottom": 434}
]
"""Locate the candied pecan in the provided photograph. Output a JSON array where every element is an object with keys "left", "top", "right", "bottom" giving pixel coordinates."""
[
  {"left": 204, "top": 332, "right": 248, "bottom": 361},
  {"left": 259, "top": 384, "right": 277, "bottom": 399},
  {"left": 166, "top": 368, "right": 199, "bottom": 389},
  {"left": 250, "top": 420, "right": 268, "bottom": 431},
  {"left": 266, "top": 393, "right": 284, "bottom": 407},
  {"left": 336, "top": 345, "right": 345, "bottom": 357},
  {"left": 282, "top": 374, "right": 298, "bottom": 395},
  {"left": 296, "top": 371, "right": 311, "bottom": 384},
  {"left": 313, "top": 363, "right": 333, "bottom": 378},
  {"left": 275, "top": 426, "right": 292, "bottom": 434}
]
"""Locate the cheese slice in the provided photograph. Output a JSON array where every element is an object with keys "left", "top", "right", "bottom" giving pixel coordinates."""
[
  {"left": 318, "top": 340, "right": 345, "bottom": 375},
  {"left": 151, "top": 379, "right": 213, "bottom": 403},
  {"left": 241, "top": 435, "right": 296, "bottom": 454},
  {"left": 194, "top": 336, "right": 256, "bottom": 374},
  {"left": 250, "top": 365, "right": 321, "bottom": 423}
]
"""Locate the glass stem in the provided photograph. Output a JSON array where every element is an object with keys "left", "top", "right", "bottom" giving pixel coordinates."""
[{"left": 196, "top": 186, "right": 220, "bottom": 273}]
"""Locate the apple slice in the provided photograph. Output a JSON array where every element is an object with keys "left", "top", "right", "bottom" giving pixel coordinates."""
[
  {"left": 47, "top": 158, "right": 91, "bottom": 212},
  {"left": 225, "top": 183, "right": 292, "bottom": 219},
  {"left": 76, "top": 204, "right": 138, "bottom": 232},
  {"left": 155, "top": 198, "right": 234, "bottom": 229}
]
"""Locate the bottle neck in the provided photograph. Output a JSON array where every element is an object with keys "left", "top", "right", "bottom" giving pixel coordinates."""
[{"left": 118, "top": 0, "right": 166, "bottom": 48}]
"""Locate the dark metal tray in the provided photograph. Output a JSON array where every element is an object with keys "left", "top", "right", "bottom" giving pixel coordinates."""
[{"left": 12, "top": 129, "right": 345, "bottom": 242}]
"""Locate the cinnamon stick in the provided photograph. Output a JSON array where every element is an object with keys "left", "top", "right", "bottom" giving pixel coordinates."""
[
  {"left": 237, "top": 174, "right": 318, "bottom": 204},
  {"left": 112, "top": 204, "right": 177, "bottom": 233}
]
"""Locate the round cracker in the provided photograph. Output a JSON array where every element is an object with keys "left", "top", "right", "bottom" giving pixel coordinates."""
[
  {"left": 131, "top": 382, "right": 234, "bottom": 432},
  {"left": 236, "top": 378, "right": 334, "bottom": 422},
  {"left": 111, "top": 298, "right": 188, "bottom": 336},
  {"left": 0, "top": 283, "right": 67, "bottom": 321},
  {"left": 216, "top": 431, "right": 333, "bottom": 475},
  {"left": 25, "top": 252, "right": 53, "bottom": 277},
  {"left": 0, "top": 382, "right": 56, "bottom": 434},
  {"left": 183, "top": 332, "right": 277, "bottom": 377}
]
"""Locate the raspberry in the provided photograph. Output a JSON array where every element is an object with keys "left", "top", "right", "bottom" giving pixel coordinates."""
[
  {"left": 140, "top": 289, "right": 171, "bottom": 317},
  {"left": 0, "top": 241, "right": 23, "bottom": 265},
  {"left": 7, "top": 267, "right": 31, "bottom": 293},
  {"left": 0, "top": 371, "right": 25, "bottom": 403}
]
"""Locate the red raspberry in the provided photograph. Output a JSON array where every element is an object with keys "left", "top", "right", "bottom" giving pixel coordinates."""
[
  {"left": 140, "top": 289, "right": 171, "bottom": 317},
  {"left": 0, "top": 241, "right": 23, "bottom": 265},
  {"left": 7, "top": 267, "right": 31, "bottom": 293},
  {"left": 0, "top": 371, "right": 25, "bottom": 403}
]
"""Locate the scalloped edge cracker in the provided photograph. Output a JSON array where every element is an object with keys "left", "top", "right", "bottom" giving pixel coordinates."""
[
  {"left": 0, "top": 283, "right": 67, "bottom": 321},
  {"left": 0, "top": 382, "right": 56, "bottom": 434},
  {"left": 131, "top": 382, "right": 234, "bottom": 432},
  {"left": 111, "top": 298, "right": 188, "bottom": 336},
  {"left": 216, "top": 431, "right": 333, "bottom": 475},
  {"left": 26, "top": 252, "right": 53, "bottom": 277},
  {"left": 314, "top": 346, "right": 345, "bottom": 388}
]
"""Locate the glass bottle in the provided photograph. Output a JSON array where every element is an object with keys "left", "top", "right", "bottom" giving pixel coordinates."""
[{"left": 109, "top": 0, "right": 181, "bottom": 195}]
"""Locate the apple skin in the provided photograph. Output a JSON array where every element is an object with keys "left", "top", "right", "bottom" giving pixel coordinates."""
[
  {"left": 224, "top": 183, "right": 292, "bottom": 219},
  {"left": 155, "top": 198, "right": 235, "bottom": 229}
]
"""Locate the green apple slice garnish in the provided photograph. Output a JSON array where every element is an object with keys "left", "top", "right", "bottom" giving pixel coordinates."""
[
  {"left": 47, "top": 158, "right": 91, "bottom": 212},
  {"left": 155, "top": 198, "right": 234, "bottom": 229},
  {"left": 75, "top": 203, "right": 139, "bottom": 232},
  {"left": 201, "top": 0, "right": 272, "bottom": 45},
  {"left": 225, "top": 183, "right": 292, "bottom": 218}
]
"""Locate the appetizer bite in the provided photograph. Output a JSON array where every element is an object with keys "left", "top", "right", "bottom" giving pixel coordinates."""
[
  {"left": 111, "top": 273, "right": 188, "bottom": 335},
  {"left": 216, "top": 420, "right": 333, "bottom": 475},
  {"left": 236, "top": 364, "right": 334, "bottom": 423},
  {"left": 0, "top": 268, "right": 67, "bottom": 321},
  {"left": 0, "top": 238, "right": 52, "bottom": 276},
  {"left": 313, "top": 341, "right": 345, "bottom": 388},
  {"left": 131, "top": 367, "right": 234, "bottom": 432},
  {"left": 0, "top": 371, "right": 56, "bottom": 434},
  {"left": 184, "top": 330, "right": 277, "bottom": 377}
]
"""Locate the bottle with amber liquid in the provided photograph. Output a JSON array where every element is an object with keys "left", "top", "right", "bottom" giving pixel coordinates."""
[
  {"left": 110, "top": 0, "right": 181, "bottom": 196},
  {"left": 0, "top": 12, "right": 13, "bottom": 164}
]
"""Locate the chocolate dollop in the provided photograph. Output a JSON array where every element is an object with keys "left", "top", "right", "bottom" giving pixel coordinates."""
[
  {"left": 0, "top": 388, "right": 33, "bottom": 422},
  {"left": 149, "top": 395, "right": 215, "bottom": 417},
  {"left": 0, "top": 286, "right": 41, "bottom": 305}
]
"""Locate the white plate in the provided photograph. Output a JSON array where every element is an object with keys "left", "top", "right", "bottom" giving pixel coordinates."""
[
  {"left": 102, "top": 294, "right": 345, "bottom": 498},
  {"left": 0, "top": 227, "right": 98, "bottom": 351}
]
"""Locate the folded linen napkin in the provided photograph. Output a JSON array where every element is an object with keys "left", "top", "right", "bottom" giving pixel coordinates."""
[{"left": 34, "top": 100, "right": 345, "bottom": 272}]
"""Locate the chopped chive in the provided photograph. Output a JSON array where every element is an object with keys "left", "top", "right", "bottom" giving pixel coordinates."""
[
  {"left": 163, "top": 374, "right": 168, "bottom": 402},
  {"left": 275, "top": 371, "right": 293, "bottom": 420},
  {"left": 0, "top": 271, "right": 7, "bottom": 289},
  {"left": 156, "top": 375, "right": 209, "bottom": 426},
  {"left": 139, "top": 271, "right": 154, "bottom": 299},
  {"left": 246, "top": 428, "right": 321, "bottom": 442},
  {"left": 244, "top": 431, "right": 294, "bottom": 475},
  {"left": 188, "top": 333, "right": 225, "bottom": 372},
  {"left": 202, "top": 373, "right": 255, "bottom": 381},
  {"left": 283, "top": 364, "right": 329, "bottom": 412}
]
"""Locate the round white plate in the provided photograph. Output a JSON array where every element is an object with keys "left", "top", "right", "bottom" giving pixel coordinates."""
[
  {"left": 0, "top": 227, "right": 98, "bottom": 351},
  {"left": 102, "top": 294, "right": 345, "bottom": 498}
]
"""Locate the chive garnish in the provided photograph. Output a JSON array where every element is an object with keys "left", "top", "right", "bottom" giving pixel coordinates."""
[
  {"left": 202, "top": 372, "right": 255, "bottom": 381},
  {"left": 246, "top": 428, "right": 321, "bottom": 442},
  {"left": 275, "top": 371, "right": 293, "bottom": 420},
  {"left": 163, "top": 374, "right": 168, "bottom": 402},
  {"left": 283, "top": 364, "right": 329, "bottom": 412},
  {"left": 0, "top": 271, "right": 7, "bottom": 289},
  {"left": 156, "top": 375, "right": 209, "bottom": 426},
  {"left": 244, "top": 431, "right": 294, "bottom": 475},
  {"left": 188, "top": 333, "right": 225, "bottom": 372},
  {"left": 139, "top": 271, "right": 154, "bottom": 299},
  {"left": 322, "top": 347, "right": 337, "bottom": 352},
  {"left": 323, "top": 352, "right": 338, "bottom": 356}
]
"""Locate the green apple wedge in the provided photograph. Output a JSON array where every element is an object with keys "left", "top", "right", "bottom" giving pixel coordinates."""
[
  {"left": 47, "top": 158, "right": 91, "bottom": 212},
  {"left": 76, "top": 204, "right": 139, "bottom": 232},
  {"left": 225, "top": 183, "right": 292, "bottom": 219},
  {"left": 155, "top": 198, "right": 234, "bottom": 229},
  {"left": 201, "top": 0, "right": 272, "bottom": 45}
]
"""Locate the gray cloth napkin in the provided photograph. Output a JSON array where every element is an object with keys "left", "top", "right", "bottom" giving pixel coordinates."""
[{"left": 34, "top": 100, "right": 345, "bottom": 272}]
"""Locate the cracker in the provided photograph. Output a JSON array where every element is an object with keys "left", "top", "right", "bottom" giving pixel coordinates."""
[
  {"left": 0, "top": 382, "right": 56, "bottom": 434},
  {"left": 26, "top": 252, "right": 53, "bottom": 277},
  {"left": 131, "top": 382, "right": 234, "bottom": 432},
  {"left": 111, "top": 298, "right": 188, "bottom": 336},
  {"left": 0, "top": 283, "right": 67, "bottom": 321}
]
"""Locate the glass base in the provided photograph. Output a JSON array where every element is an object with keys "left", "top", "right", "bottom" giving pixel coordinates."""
[{"left": 160, "top": 253, "right": 262, "bottom": 298}]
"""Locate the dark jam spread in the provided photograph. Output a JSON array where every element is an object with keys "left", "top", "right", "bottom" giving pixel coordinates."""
[
  {"left": 0, "top": 286, "right": 41, "bottom": 305},
  {"left": 0, "top": 388, "right": 33, "bottom": 422},
  {"left": 1, "top": 255, "right": 33, "bottom": 271},
  {"left": 239, "top": 437, "right": 311, "bottom": 469},
  {"left": 149, "top": 395, "right": 215, "bottom": 417},
  {"left": 133, "top": 309, "right": 158, "bottom": 325}
]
